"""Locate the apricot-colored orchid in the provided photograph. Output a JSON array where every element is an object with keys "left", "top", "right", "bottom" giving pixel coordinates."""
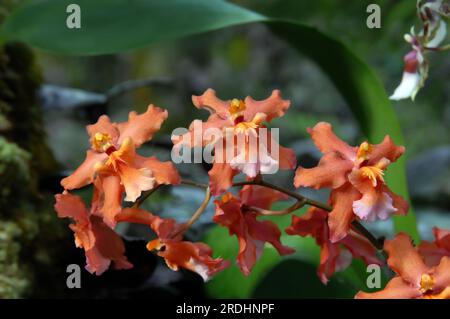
[
  {"left": 286, "top": 207, "right": 380, "bottom": 284},
  {"left": 54, "top": 192, "right": 132, "bottom": 275},
  {"left": 61, "top": 105, "right": 180, "bottom": 227},
  {"left": 419, "top": 227, "right": 450, "bottom": 267},
  {"left": 294, "top": 122, "right": 409, "bottom": 242},
  {"left": 173, "top": 89, "right": 296, "bottom": 195},
  {"left": 390, "top": 0, "right": 448, "bottom": 100},
  {"left": 214, "top": 185, "right": 294, "bottom": 275},
  {"left": 116, "top": 207, "right": 229, "bottom": 281},
  {"left": 356, "top": 233, "right": 450, "bottom": 299}
]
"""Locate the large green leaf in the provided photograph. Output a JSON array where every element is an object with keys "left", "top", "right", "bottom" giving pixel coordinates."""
[
  {"left": 1, "top": 0, "right": 418, "bottom": 296},
  {"left": 0, "top": 0, "right": 263, "bottom": 54}
]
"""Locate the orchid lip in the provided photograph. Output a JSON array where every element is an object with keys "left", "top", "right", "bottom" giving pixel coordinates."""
[
  {"left": 105, "top": 145, "right": 117, "bottom": 155},
  {"left": 234, "top": 115, "right": 245, "bottom": 125}
]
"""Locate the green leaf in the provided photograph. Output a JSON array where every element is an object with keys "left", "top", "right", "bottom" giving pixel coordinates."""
[{"left": 0, "top": 0, "right": 264, "bottom": 55}]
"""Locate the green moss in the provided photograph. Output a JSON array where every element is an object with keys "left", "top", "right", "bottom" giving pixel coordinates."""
[
  {"left": 0, "top": 221, "right": 30, "bottom": 299},
  {"left": 0, "top": 137, "right": 30, "bottom": 207},
  {"left": 0, "top": 43, "right": 59, "bottom": 178},
  {"left": 0, "top": 5, "right": 64, "bottom": 297}
]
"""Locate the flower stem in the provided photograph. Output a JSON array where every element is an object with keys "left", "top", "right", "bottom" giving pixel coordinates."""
[
  {"left": 180, "top": 179, "right": 208, "bottom": 189},
  {"left": 232, "top": 179, "right": 384, "bottom": 251},
  {"left": 351, "top": 220, "right": 385, "bottom": 252},
  {"left": 171, "top": 186, "right": 211, "bottom": 239},
  {"left": 233, "top": 179, "right": 331, "bottom": 210},
  {"left": 185, "top": 186, "right": 211, "bottom": 228},
  {"left": 244, "top": 199, "right": 306, "bottom": 216}
]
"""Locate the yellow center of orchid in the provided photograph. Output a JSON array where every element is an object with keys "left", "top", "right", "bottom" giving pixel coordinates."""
[
  {"left": 91, "top": 132, "right": 114, "bottom": 153},
  {"left": 234, "top": 113, "right": 267, "bottom": 136},
  {"left": 420, "top": 273, "right": 435, "bottom": 294},
  {"left": 93, "top": 137, "right": 134, "bottom": 175},
  {"left": 229, "top": 98, "right": 246, "bottom": 115},
  {"left": 227, "top": 99, "right": 266, "bottom": 136},
  {"left": 359, "top": 157, "right": 390, "bottom": 187},
  {"left": 360, "top": 165, "right": 385, "bottom": 187},
  {"left": 234, "top": 121, "right": 258, "bottom": 134},
  {"left": 356, "top": 141, "right": 391, "bottom": 187},
  {"left": 221, "top": 193, "right": 234, "bottom": 203},
  {"left": 357, "top": 141, "right": 373, "bottom": 162}
]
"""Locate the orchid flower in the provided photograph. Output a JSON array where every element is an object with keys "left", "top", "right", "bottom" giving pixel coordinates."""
[
  {"left": 286, "top": 207, "right": 381, "bottom": 284},
  {"left": 214, "top": 185, "right": 294, "bottom": 275},
  {"left": 390, "top": 0, "right": 448, "bottom": 100},
  {"left": 356, "top": 233, "right": 450, "bottom": 299},
  {"left": 61, "top": 105, "right": 180, "bottom": 227},
  {"left": 172, "top": 89, "right": 296, "bottom": 195},
  {"left": 419, "top": 227, "right": 450, "bottom": 267},
  {"left": 294, "top": 122, "right": 409, "bottom": 242},
  {"left": 116, "top": 207, "right": 229, "bottom": 281},
  {"left": 54, "top": 192, "right": 132, "bottom": 275}
]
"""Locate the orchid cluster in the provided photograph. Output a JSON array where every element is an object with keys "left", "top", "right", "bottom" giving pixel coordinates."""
[
  {"left": 55, "top": 89, "right": 450, "bottom": 299},
  {"left": 390, "top": 0, "right": 449, "bottom": 100}
]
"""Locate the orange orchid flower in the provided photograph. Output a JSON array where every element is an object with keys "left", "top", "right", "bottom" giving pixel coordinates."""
[
  {"left": 116, "top": 207, "right": 229, "bottom": 281},
  {"left": 147, "top": 240, "right": 230, "bottom": 282},
  {"left": 419, "top": 227, "right": 450, "bottom": 267},
  {"left": 294, "top": 122, "right": 409, "bottom": 242},
  {"left": 54, "top": 192, "right": 132, "bottom": 275},
  {"left": 286, "top": 207, "right": 381, "bottom": 284},
  {"left": 60, "top": 105, "right": 180, "bottom": 227},
  {"left": 356, "top": 233, "right": 450, "bottom": 299},
  {"left": 173, "top": 89, "right": 296, "bottom": 195},
  {"left": 214, "top": 185, "right": 294, "bottom": 275}
]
